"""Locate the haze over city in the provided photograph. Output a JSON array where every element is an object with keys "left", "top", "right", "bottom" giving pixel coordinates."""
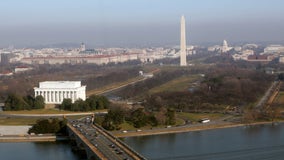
[{"left": 1, "top": 0, "right": 284, "bottom": 48}]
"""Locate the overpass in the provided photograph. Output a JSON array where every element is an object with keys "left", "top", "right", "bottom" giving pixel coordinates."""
[{"left": 67, "top": 118, "right": 146, "bottom": 160}]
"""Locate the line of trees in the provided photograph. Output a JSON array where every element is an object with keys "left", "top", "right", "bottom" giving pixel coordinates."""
[
  {"left": 28, "top": 118, "right": 67, "bottom": 134},
  {"left": 4, "top": 94, "right": 45, "bottom": 111},
  {"left": 59, "top": 95, "right": 110, "bottom": 111},
  {"left": 101, "top": 105, "right": 176, "bottom": 131}
]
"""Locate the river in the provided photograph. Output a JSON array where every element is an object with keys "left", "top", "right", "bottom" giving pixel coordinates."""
[
  {"left": 0, "top": 141, "right": 80, "bottom": 160},
  {"left": 0, "top": 123, "right": 284, "bottom": 160},
  {"left": 122, "top": 123, "right": 284, "bottom": 160}
]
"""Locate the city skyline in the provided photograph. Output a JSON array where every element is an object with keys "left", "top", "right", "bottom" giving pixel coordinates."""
[{"left": 1, "top": 0, "right": 284, "bottom": 48}]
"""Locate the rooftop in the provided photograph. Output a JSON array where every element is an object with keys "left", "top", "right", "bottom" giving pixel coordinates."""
[{"left": 38, "top": 81, "right": 83, "bottom": 89}]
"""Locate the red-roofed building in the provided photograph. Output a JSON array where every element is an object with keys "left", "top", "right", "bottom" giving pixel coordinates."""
[
  {"left": 246, "top": 55, "right": 273, "bottom": 62},
  {"left": 14, "top": 66, "right": 33, "bottom": 73},
  {"left": 0, "top": 71, "right": 13, "bottom": 77}
]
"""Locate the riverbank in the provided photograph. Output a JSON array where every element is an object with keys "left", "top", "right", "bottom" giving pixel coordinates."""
[
  {"left": 113, "top": 121, "right": 284, "bottom": 138},
  {"left": 0, "top": 135, "right": 69, "bottom": 142}
]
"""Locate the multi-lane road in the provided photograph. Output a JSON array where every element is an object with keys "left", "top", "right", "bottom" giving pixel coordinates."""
[{"left": 69, "top": 118, "right": 145, "bottom": 160}]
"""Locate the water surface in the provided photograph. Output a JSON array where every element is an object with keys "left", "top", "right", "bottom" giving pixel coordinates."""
[
  {"left": 123, "top": 123, "right": 284, "bottom": 160},
  {"left": 0, "top": 142, "right": 80, "bottom": 160}
]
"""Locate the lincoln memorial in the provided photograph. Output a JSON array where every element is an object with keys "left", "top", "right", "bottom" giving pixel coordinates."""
[{"left": 34, "top": 81, "right": 86, "bottom": 104}]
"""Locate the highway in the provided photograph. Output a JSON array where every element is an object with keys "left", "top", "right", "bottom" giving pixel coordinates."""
[{"left": 69, "top": 117, "right": 145, "bottom": 160}]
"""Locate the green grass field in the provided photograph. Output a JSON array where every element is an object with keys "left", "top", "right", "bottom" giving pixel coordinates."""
[
  {"left": 176, "top": 112, "right": 226, "bottom": 122},
  {"left": 273, "top": 91, "right": 284, "bottom": 110},
  {"left": 3, "top": 109, "right": 75, "bottom": 114},
  {"left": 149, "top": 75, "right": 200, "bottom": 94},
  {"left": 3, "top": 109, "right": 107, "bottom": 115},
  {"left": 0, "top": 117, "right": 38, "bottom": 125},
  {"left": 86, "top": 76, "right": 144, "bottom": 96}
]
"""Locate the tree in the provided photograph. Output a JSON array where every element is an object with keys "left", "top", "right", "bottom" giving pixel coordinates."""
[
  {"left": 60, "top": 98, "right": 72, "bottom": 110},
  {"left": 72, "top": 99, "right": 86, "bottom": 111},
  {"left": 102, "top": 107, "right": 125, "bottom": 130},
  {"left": 243, "top": 107, "right": 259, "bottom": 124},
  {"left": 148, "top": 114, "right": 158, "bottom": 127},
  {"left": 85, "top": 95, "right": 110, "bottom": 110},
  {"left": 165, "top": 108, "right": 176, "bottom": 125},
  {"left": 96, "top": 96, "right": 110, "bottom": 109},
  {"left": 24, "top": 95, "right": 35, "bottom": 109},
  {"left": 28, "top": 118, "right": 66, "bottom": 134},
  {"left": 4, "top": 94, "right": 29, "bottom": 111},
  {"left": 85, "top": 95, "right": 98, "bottom": 110},
  {"left": 34, "top": 95, "right": 45, "bottom": 109},
  {"left": 129, "top": 108, "right": 148, "bottom": 128}
]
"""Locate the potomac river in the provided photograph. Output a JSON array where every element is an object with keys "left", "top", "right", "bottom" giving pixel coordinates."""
[{"left": 0, "top": 123, "right": 284, "bottom": 160}]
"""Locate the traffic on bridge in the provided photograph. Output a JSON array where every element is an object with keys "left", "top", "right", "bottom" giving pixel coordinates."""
[{"left": 68, "top": 117, "right": 146, "bottom": 160}]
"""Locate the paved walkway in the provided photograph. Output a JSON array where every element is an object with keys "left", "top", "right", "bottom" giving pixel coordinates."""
[{"left": 0, "top": 126, "right": 31, "bottom": 135}]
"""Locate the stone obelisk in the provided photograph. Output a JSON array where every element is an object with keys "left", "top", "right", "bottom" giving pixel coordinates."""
[{"left": 180, "top": 15, "right": 187, "bottom": 66}]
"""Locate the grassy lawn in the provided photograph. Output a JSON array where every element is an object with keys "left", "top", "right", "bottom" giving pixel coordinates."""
[
  {"left": 177, "top": 112, "right": 226, "bottom": 122},
  {"left": 149, "top": 75, "right": 200, "bottom": 94},
  {"left": 275, "top": 92, "right": 284, "bottom": 103},
  {"left": 0, "top": 117, "right": 38, "bottom": 125},
  {"left": 272, "top": 91, "right": 284, "bottom": 110},
  {"left": 3, "top": 109, "right": 75, "bottom": 114},
  {"left": 86, "top": 76, "right": 144, "bottom": 96},
  {"left": 118, "top": 117, "right": 185, "bottom": 131},
  {"left": 3, "top": 109, "right": 107, "bottom": 115},
  {"left": 119, "top": 122, "right": 136, "bottom": 131}
]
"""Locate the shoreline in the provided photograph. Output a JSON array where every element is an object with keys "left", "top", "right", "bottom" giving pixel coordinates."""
[
  {"left": 113, "top": 121, "right": 284, "bottom": 138},
  {"left": 0, "top": 121, "right": 282, "bottom": 142},
  {"left": 0, "top": 135, "right": 69, "bottom": 142}
]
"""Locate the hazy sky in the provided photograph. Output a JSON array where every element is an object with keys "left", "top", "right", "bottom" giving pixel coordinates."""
[{"left": 1, "top": 0, "right": 284, "bottom": 48}]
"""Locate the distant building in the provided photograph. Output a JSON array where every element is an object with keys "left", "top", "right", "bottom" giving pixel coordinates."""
[
  {"left": 208, "top": 45, "right": 221, "bottom": 52},
  {"left": 0, "top": 71, "right": 13, "bottom": 77},
  {"left": 20, "top": 53, "right": 141, "bottom": 65},
  {"left": 80, "top": 43, "right": 86, "bottom": 52},
  {"left": 14, "top": 66, "right": 33, "bottom": 73},
  {"left": 264, "top": 45, "right": 284, "bottom": 54},
  {"left": 0, "top": 53, "right": 10, "bottom": 65},
  {"left": 246, "top": 55, "right": 272, "bottom": 62},
  {"left": 279, "top": 56, "right": 284, "bottom": 63},
  {"left": 232, "top": 49, "right": 255, "bottom": 60},
  {"left": 34, "top": 81, "right": 86, "bottom": 104},
  {"left": 222, "top": 40, "right": 232, "bottom": 53}
]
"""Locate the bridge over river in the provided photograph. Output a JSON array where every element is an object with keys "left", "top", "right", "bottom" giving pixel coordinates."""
[{"left": 67, "top": 118, "right": 146, "bottom": 160}]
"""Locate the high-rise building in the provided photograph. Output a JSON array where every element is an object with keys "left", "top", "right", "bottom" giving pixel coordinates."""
[
  {"left": 180, "top": 15, "right": 187, "bottom": 66},
  {"left": 0, "top": 53, "right": 10, "bottom": 65}
]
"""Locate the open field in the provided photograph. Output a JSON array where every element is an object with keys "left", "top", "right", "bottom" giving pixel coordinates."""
[
  {"left": 0, "top": 109, "right": 107, "bottom": 125},
  {"left": 176, "top": 112, "right": 227, "bottom": 122},
  {"left": 149, "top": 75, "right": 200, "bottom": 94},
  {"left": 272, "top": 91, "right": 284, "bottom": 110},
  {"left": 87, "top": 76, "right": 144, "bottom": 96},
  {"left": 3, "top": 109, "right": 75, "bottom": 114},
  {"left": 274, "top": 92, "right": 284, "bottom": 104},
  {"left": 0, "top": 117, "right": 38, "bottom": 125},
  {"left": 2, "top": 109, "right": 107, "bottom": 115}
]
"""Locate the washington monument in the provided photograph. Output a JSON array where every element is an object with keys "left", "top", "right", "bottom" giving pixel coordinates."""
[{"left": 180, "top": 15, "right": 187, "bottom": 66}]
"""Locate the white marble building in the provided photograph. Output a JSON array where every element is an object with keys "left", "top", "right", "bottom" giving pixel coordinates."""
[{"left": 34, "top": 81, "right": 86, "bottom": 104}]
